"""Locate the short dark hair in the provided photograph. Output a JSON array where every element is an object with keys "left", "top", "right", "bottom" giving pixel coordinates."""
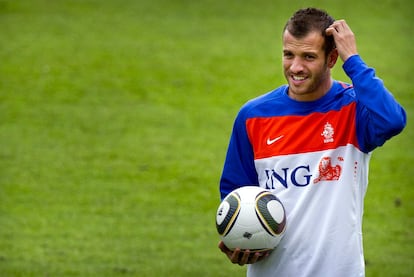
[{"left": 283, "top": 8, "right": 336, "bottom": 55}]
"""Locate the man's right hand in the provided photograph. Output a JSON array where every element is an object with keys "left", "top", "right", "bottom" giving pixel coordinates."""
[{"left": 218, "top": 241, "right": 270, "bottom": 266}]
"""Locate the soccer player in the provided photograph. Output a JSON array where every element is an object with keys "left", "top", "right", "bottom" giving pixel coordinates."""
[{"left": 218, "top": 7, "right": 406, "bottom": 276}]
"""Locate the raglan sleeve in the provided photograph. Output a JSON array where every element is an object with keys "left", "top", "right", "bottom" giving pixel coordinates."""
[
  {"left": 219, "top": 107, "right": 258, "bottom": 200},
  {"left": 343, "top": 55, "right": 406, "bottom": 153}
]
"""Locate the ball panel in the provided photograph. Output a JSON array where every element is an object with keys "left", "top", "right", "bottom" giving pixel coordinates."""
[
  {"left": 216, "top": 193, "right": 241, "bottom": 236},
  {"left": 216, "top": 201, "right": 230, "bottom": 226},
  {"left": 267, "top": 200, "right": 285, "bottom": 224},
  {"left": 255, "top": 193, "right": 286, "bottom": 236}
]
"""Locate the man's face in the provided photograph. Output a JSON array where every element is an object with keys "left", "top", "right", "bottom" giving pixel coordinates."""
[{"left": 282, "top": 30, "right": 336, "bottom": 101}]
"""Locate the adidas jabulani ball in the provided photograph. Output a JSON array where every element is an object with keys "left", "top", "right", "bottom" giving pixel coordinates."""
[{"left": 216, "top": 186, "right": 286, "bottom": 251}]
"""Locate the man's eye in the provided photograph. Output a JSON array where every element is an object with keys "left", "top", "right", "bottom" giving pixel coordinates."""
[{"left": 305, "top": 55, "right": 316, "bottom": 60}]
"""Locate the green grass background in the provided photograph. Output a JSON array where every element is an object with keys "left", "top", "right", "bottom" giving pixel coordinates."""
[{"left": 0, "top": 0, "right": 412, "bottom": 276}]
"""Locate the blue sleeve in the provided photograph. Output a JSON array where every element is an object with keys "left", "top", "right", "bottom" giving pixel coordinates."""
[
  {"left": 219, "top": 108, "right": 258, "bottom": 200},
  {"left": 343, "top": 55, "right": 406, "bottom": 153}
]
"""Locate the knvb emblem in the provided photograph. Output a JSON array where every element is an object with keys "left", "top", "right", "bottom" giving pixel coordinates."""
[{"left": 321, "top": 122, "right": 334, "bottom": 143}]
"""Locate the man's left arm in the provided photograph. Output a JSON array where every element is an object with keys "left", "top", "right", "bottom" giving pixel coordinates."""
[
  {"left": 343, "top": 55, "right": 406, "bottom": 151},
  {"left": 327, "top": 20, "right": 406, "bottom": 152}
]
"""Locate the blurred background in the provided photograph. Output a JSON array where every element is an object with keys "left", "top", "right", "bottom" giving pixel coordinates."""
[{"left": 1, "top": 0, "right": 412, "bottom": 276}]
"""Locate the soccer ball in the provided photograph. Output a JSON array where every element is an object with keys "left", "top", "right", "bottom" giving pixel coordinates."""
[{"left": 216, "top": 186, "right": 286, "bottom": 251}]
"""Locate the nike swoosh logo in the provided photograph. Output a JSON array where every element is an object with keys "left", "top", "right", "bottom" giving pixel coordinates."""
[{"left": 267, "top": 135, "right": 284, "bottom": 145}]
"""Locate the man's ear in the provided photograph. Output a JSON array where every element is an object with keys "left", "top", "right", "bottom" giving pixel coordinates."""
[{"left": 327, "top": 48, "right": 339, "bottom": 68}]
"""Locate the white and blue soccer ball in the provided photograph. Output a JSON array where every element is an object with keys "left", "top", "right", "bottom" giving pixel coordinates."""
[{"left": 216, "top": 186, "right": 286, "bottom": 251}]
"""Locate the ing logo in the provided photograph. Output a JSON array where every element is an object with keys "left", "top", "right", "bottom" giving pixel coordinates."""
[{"left": 264, "top": 156, "right": 344, "bottom": 189}]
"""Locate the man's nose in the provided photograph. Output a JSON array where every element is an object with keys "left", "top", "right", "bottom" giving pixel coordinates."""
[{"left": 290, "top": 58, "right": 304, "bottom": 73}]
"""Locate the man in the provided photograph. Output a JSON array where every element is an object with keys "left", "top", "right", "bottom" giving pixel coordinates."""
[{"left": 218, "top": 7, "right": 406, "bottom": 277}]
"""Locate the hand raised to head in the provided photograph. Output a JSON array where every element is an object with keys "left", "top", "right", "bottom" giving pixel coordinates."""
[{"left": 326, "top": 20, "right": 358, "bottom": 62}]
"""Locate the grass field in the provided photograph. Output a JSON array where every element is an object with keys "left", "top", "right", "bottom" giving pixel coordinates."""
[{"left": 0, "top": 0, "right": 413, "bottom": 276}]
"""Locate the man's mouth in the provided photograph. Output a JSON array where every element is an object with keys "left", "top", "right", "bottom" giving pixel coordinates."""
[
  {"left": 292, "top": 75, "right": 306, "bottom": 81},
  {"left": 291, "top": 75, "right": 307, "bottom": 85}
]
